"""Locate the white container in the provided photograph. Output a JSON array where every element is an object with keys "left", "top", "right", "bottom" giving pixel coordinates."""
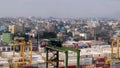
[
  {"left": 0, "top": 59, "right": 9, "bottom": 68},
  {"left": 38, "top": 62, "right": 46, "bottom": 68},
  {"left": 92, "top": 53, "right": 104, "bottom": 58},
  {"left": 68, "top": 59, "right": 77, "bottom": 65},
  {"left": 86, "top": 66, "right": 96, "bottom": 68},
  {"left": 12, "top": 57, "right": 22, "bottom": 62},
  {"left": 91, "top": 45, "right": 100, "bottom": 49},
  {"left": 80, "top": 54, "right": 92, "bottom": 58},
  {"left": 81, "top": 58, "right": 92, "bottom": 65},
  {"left": 100, "top": 45, "right": 110, "bottom": 49},
  {"left": 1, "top": 52, "right": 19, "bottom": 58}
]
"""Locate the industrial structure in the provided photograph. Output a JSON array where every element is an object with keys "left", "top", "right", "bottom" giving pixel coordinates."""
[
  {"left": 46, "top": 46, "right": 80, "bottom": 68},
  {"left": 1, "top": 37, "right": 120, "bottom": 68},
  {"left": 111, "top": 37, "right": 120, "bottom": 59},
  {"left": 9, "top": 37, "right": 32, "bottom": 68}
]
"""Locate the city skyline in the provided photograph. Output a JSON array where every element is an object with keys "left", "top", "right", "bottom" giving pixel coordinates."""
[{"left": 0, "top": 0, "right": 120, "bottom": 18}]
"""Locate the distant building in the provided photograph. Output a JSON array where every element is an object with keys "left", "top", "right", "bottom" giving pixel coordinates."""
[
  {"left": 90, "top": 19, "right": 99, "bottom": 27},
  {"left": 1, "top": 33, "right": 12, "bottom": 43},
  {"left": 0, "top": 25, "right": 6, "bottom": 31},
  {"left": 8, "top": 25, "right": 23, "bottom": 34},
  {"left": 57, "top": 32, "right": 63, "bottom": 39}
]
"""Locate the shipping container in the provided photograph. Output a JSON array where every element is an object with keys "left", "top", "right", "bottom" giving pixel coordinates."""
[
  {"left": 38, "top": 62, "right": 46, "bottom": 68},
  {"left": 110, "top": 66, "right": 120, "bottom": 68},
  {"left": 81, "top": 58, "right": 93, "bottom": 65},
  {"left": 103, "top": 64, "right": 110, "bottom": 68},
  {"left": 96, "top": 57, "right": 105, "bottom": 64},
  {"left": 110, "top": 61, "right": 120, "bottom": 66},
  {"left": 60, "top": 65, "right": 82, "bottom": 68},
  {"left": 96, "top": 64, "right": 104, "bottom": 68},
  {"left": 82, "top": 64, "right": 96, "bottom": 68}
]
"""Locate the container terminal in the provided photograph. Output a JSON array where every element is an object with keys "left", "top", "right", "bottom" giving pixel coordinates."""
[{"left": 0, "top": 37, "right": 120, "bottom": 68}]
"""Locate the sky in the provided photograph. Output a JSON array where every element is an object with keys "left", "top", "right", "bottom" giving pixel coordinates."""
[{"left": 0, "top": 0, "right": 120, "bottom": 18}]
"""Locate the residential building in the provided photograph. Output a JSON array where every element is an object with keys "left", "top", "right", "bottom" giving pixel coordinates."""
[{"left": 8, "top": 25, "right": 23, "bottom": 34}]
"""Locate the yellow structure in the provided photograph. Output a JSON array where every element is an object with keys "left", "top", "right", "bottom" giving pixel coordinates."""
[
  {"left": 105, "top": 37, "right": 120, "bottom": 64},
  {"left": 111, "top": 37, "right": 120, "bottom": 59},
  {"left": 11, "top": 37, "right": 32, "bottom": 68}
]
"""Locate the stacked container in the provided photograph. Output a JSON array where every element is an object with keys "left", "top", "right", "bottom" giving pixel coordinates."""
[
  {"left": 0, "top": 58, "right": 9, "bottom": 68},
  {"left": 96, "top": 57, "right": 105, "bottom": 64},
  {"left": 110, "top": 61, "right": 120, "bottom": 68},
  {"left": 1, "top": 52, "right": 19, "bottom": 58},
  {"left": 81, "top": 58, "right": 93, "bottom": 65},
  {"left": 82, "top": 64, "right": 96, "bottom": 68}
]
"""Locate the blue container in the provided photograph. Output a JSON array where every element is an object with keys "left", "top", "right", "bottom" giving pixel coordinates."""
[
  {"left": 79, "top": 46, "right": 84, "bottom": 49},
  {"left": 84, "top": 46, "right": 88, "bottom": 48},
  {"left": 110, "top": 61, "right": 120, "bottom": 66},
  {"left": 79, "top": 46, "right": 88, "bottom": 49}
]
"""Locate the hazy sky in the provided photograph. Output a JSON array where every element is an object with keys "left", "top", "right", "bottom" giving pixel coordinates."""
[{"left": 0, "top": 0, "right": 120, "bottom": 18}]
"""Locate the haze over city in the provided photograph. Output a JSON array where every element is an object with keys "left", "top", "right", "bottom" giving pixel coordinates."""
[
  {"left": 0, "top": 0, "right": 120, "bottom": 18},
  {"left": 1, "top": 0, "right": 120, "bottom": 68}
]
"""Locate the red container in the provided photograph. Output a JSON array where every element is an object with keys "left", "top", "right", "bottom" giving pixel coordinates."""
[
  {"left": 96, "top": 57, "right": 105, "bottom": 64},
  {"left": 96, "top": 64, "right": 104, "bottom": 67},
  {"left": 104, "top": 64, "right": 110, "bottom": 68},
  {"left": 60, "top": 65, "right": 83, "bottom": 68},
  {"left": 96, "top": 57, "right": 105, "bottom": 62},
  {"left": 60, "top": 65, "right": 76, "bottom": 68}
]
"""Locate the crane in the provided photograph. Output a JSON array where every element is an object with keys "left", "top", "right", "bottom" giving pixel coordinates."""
[
  {"left": 9, "top": 37, "right": 32, "bottom": 68},
  {"left": 105, "top": 37, "right": 120, "bottom": 64}
]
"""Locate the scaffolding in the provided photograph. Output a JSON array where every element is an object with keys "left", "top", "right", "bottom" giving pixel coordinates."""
[{"left": 46, "top": 46, "right": 80, "bottom": 68}]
